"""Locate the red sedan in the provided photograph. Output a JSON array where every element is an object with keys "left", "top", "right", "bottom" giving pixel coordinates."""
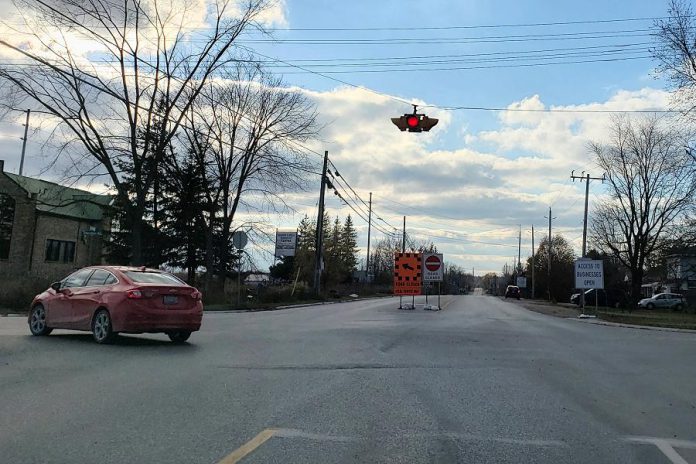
[{"left": 28, "top": 266, "right": 203, "bottom": 344}]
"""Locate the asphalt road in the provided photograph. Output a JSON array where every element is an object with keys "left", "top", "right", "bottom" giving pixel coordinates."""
[{"left": 2, "top": 295, "right": 696, "bottom": 463}]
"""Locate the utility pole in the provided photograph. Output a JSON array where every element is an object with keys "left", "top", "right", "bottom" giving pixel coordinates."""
[
  {"left": 402, "top": 216, "right": 406, "bottom": 253},
  {"left": 365, "top": 192, "right": 372, "bottom": 283},
  {"left": 544, "top": 207, "right": 556, "bottom": 301},
  {"left": 531, "top": 225, "right": 535, "bottom": 299},
  {"left": 571, "top": 170, "right": 605, "bottom": 311},
  {"left": 517, "top": 225, "right": 522, "bottom": 275},
  {"left": 313, "top": 150, "right": 329, "bottom": 294},
  {"left": 19, "top": 109, "right": 30, "bottom": 176}
]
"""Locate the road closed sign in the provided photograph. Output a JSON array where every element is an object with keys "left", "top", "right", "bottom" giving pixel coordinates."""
[
  {"left": 394, "top": 253, "right": 422, "bottom": 295},
  {"left": 422, "top": 253, "right": 444, "bottom": 282},
  {"left": 575, "top": 259, "right": 604, "bottom": 289}
]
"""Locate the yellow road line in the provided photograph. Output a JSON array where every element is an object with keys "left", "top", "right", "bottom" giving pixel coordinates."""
[
  {"left": 441, "top": 297, "right": 456, "bottom": 310},
  {"left": 217, "top": 429, "right": 277, "bottom": 464}
]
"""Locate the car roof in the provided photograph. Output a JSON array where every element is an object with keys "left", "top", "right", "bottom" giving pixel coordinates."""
[{"left": 87, "top": 265, "right": 165, "bottom": 273}]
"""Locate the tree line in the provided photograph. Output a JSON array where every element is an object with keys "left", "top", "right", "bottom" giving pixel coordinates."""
[{"left": 270, "top": 214, "right": 359, "bottom": 288}]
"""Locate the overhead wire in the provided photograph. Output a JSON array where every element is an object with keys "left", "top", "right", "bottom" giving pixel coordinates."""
[{"left": 259, "top": 16, "right": 664, "bottom": 31}]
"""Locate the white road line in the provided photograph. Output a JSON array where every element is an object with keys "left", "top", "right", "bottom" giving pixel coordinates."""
[
  {"left": 270, "top": 428, "right": 566, "bottom": 447},
  {"left": 625, "top": 436, "right": 694, "bottom": 464}
]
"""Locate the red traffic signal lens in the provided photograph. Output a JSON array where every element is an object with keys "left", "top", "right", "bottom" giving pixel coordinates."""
[{"left": 406, "top": 115, "right": 419, "bottom": 128}]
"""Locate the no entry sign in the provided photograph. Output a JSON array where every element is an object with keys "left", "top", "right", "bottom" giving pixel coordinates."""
[{"left": 422, "top": 253, "right": 443, "bottom": 282}]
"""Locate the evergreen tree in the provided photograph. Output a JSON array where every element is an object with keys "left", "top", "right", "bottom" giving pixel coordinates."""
[
  {"left": 159, "top": 150, "right": 207, "bottom": 282},
  {"left": 293, "top": 215, "right": 315, "bottom": 284},
  {"left": 324, "top": 216, "right": 343, "bottom": 285},
  {"left": 340, "top": 214, "right": 359, "bottom": 281}
]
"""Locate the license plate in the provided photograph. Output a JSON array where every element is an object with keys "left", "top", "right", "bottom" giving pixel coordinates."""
[{"left": 163, "top": 295, "right": 179, "bottom": 305}]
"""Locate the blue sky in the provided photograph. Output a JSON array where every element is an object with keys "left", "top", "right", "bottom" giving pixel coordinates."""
[{"left": 0, "top": 0, "right": 677, "bottom": 275}]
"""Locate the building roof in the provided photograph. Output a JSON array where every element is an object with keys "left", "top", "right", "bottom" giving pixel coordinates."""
[{"left": 6, "top": 173, "right": 113, "bottom": 222}]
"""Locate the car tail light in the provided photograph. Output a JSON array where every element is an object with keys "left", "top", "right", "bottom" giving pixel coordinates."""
[
  {"left": 191, "top": 290, "right": 202, "bottom": 300},
  {"left": 127, "top": 289, "right": 143, "bottom": 299}
]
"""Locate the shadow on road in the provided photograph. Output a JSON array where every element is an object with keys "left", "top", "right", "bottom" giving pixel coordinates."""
[{"left": 30, "top": 333, "right": 198, "bottom": 349}]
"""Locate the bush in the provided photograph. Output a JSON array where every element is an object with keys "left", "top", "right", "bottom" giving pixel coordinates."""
[
  {"left": 0, "top": 275, "right": 51, "bottom": 312},
  {"left": 256, "top": 283, "right": 310, "bottom": 304}
]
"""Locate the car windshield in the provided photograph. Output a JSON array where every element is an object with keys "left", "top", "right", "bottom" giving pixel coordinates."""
[{"left": 123, "top": 271, "right": 185, "bottom": 285}]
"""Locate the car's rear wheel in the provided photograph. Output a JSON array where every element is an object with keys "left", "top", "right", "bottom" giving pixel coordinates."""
[
  {"left": 167, "top": 331, "right": 191, "bottom": 343},
  {"left": 92, "top": 309, "right": 115, "bottom": 344},
  {"left": 675, "top": 303, "right": 683, "bottom": 311},
  {"left": 29, "top": 304, "right": 52, "bottom": 336}
]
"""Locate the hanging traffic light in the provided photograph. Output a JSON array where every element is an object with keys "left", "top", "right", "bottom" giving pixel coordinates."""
[{"left": 391, "top": 105, "right": 438, "bottom": 133}]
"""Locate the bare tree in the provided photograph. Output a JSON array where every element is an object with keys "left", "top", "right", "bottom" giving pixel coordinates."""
[
  {"left": 590, "top": 115, "right": 696, "bottom": 306},
  {"left": 654, "top": 0, "right": 696, "bottom": 114},
  {"left": 180, "top": 64, "right": 318, "bottom": 289},
  {"left": 0, "top": 0, "right": 270, "bottom": 264}
]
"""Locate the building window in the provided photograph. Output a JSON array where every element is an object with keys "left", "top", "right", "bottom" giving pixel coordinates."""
[
  {"left": 0, "top": 193, "right": 15, "bottom": 260},
  {"left": 45, "top": 239, "right": 76, "bottom": 263}
]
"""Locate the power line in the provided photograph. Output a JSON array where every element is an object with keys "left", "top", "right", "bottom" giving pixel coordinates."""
[
  {"left": 236, "top": 45, "right": 413, "bottom": 107},
  {"left": 252, "top": 47, "right": 650, "bottom": 69},
  {"left": 277, "top": 55, "right": 651, "bottom": 74},
  {"left": 327, "top": 173, "right": 397, "bottom": 237},
  {"left": 0, "top": 41, "right": 653, "bottom": 67},
  {"left": 0, "top": 15, "right": 666, "bottom": 32},
  {"left": 260, "top": 16, "right": 665, "bottom": 31},
  {"left": 239, "top": 28, "right": 654, "bottom": 45}
]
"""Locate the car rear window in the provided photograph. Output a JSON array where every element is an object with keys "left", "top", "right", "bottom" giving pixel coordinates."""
[{"left": 123, "top": 271, "right": 184, "bottom": 285}]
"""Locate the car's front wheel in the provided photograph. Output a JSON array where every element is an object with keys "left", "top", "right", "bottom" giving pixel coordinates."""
[
  {"left": 29, "top": 304, "right": 52, "bottom": 336},
  {"left": 646, "top": 303, "right": 655, "bottom": 310},
  {"left": 92, "top": 309, "right": 116, "bottom": 344},
  {"left": 167, "top": 331, "right": 191, "bottom": 343}
]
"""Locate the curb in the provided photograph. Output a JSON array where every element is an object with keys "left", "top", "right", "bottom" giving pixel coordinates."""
[{"left": 572, "top": 317, "right": 696, "bottom": 334}]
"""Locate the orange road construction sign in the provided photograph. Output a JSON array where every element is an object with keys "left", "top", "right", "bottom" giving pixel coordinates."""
[{"left": 394, "top": 252, "right": 422, "bottom": 295}]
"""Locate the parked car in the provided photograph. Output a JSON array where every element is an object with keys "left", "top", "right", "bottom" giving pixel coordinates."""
[
  {"left": 28, "top": 266, "right": 203, "bottom": 344},
  {"left": 570, "top": 288, "right": 628, "bottom": 308},
  {"left": 637, "top": 293, "right": 686, "bottom": 310},
  {"left": 570, "top": 289, "right": 605, "bottom": 306},
  {"left": 505, "top": 285, "right": 520, "bottom": 300}
]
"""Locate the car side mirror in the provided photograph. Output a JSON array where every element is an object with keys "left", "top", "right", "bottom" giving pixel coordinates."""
[{"left": 50, "top": 282, "right": 62, "bottom": 292}]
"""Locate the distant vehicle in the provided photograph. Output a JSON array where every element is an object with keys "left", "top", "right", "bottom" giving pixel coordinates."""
[
  {"left": 637, "top": 293, "right": 686, "bottom": 310},
  {"left": 28, "top": 266, "right": 203, "bottom": 344},
  {"left": 505, "top": 285, "right": 520, "bottom": 300}
]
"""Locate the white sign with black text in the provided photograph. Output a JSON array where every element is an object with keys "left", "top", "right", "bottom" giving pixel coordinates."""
[
  {"left": 275, "top": 231, "right": 297, "bottom": 257},
  {"left": 574, "top": 259, "right": 604, "bottom": 289},
  {"left": 422, "top": 253, "right": 444, "bottom": 282}
]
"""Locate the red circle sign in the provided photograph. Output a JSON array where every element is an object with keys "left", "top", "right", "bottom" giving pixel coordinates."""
[{"left": 425, "top": 255, "right": 441, "bottom": 272}]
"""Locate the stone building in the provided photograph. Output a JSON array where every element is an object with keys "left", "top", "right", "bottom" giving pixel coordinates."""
[{"left": 0, "top": 160, "right": 113, "bottom": 280}]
